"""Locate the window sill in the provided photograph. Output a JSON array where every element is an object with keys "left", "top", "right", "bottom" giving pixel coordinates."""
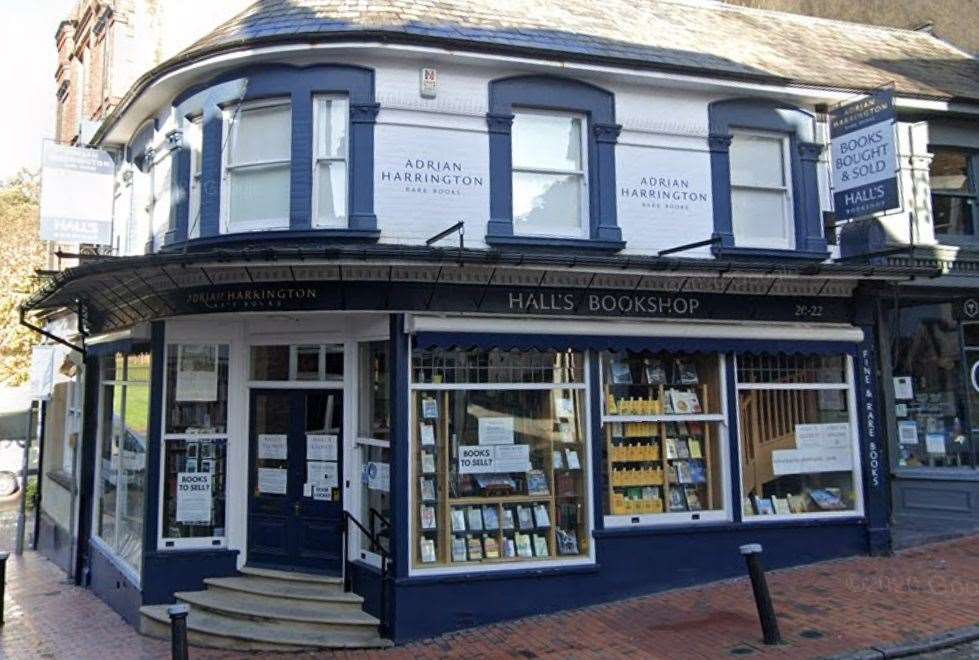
[
  {"left": 711, "top": 245, "right": 830, "bottom": 261},
  {"left": 893, "top": 466, "right": 979, "bottom": 481},
  {"left": 162, "top": 228, "right": 381, "bottom": 252},
  {"left": 593, "top": 516, "right": 865, "bottom": 538},
  {"left": 485, "top": 234, "right": 625, "bottom": 252},
  {"left": 45, "top": 470, "right": 74, "bottom": 492}
]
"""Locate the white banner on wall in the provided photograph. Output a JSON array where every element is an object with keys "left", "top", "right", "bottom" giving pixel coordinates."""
[{"left": 39, "top": 142, "right": 115, "bottom": 245}]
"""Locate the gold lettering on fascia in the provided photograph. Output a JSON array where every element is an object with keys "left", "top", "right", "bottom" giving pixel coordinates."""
[
  {"left": 186, "top": 287, "right": 319, "bottom": 310},
  {"left": 505, "top": 291, "right": 701, "bottom": 316}
]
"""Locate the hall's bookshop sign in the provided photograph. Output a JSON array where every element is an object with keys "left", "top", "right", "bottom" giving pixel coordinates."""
[
  {"left": 829, "top": 91, "right": 900, "bottom": 220},
  {"left": 39, "top": 142, "right": 115, "bottom": 245},
  {"left": 163, "top": 281, "right": 853, "bottom": 325}
]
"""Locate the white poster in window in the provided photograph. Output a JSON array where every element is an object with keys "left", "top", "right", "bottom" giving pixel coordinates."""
[
  {"left": 772, "top": 448, "right": 853, "bottom": 475},
  {"left": 306, "top": 434, "right": 338, "bottom": 461},
  {"left": 175, "top": 344, "right": 218, "bottom": 402},
  {"left": 898, "top": 420, "right": 919, "bottom": 445},
  {"left": 794, "top": 423, "right": 851, "bottom": 449},
  {"left": 478, "top": 417, "right": 515, "bottom": 445},
  {"left": 176, "top": 472, "right": 212, "bottom": 523},
  {"left": 258, "top": 434, "right": 288, "bottom": 460},
  {"left": 893, "top": 376, "right": 914, "bottom": 401},
  {"left": 366, "top": 461, "right": 390, "bottom": 492},
  {"left": 28, "top": 345, "right": 56, "bottom": 400},
  {"left": 458, "top": 444, "right": 531, "bottom": 474},
  {"left": 257, "top": 467, "right": 287, "bottom": 494},
  {"left": 307, "top": 460, "right": 339, "bottom": 489},
  {"left": 925, "top": 433, "right": 946, "bottom": 455}
]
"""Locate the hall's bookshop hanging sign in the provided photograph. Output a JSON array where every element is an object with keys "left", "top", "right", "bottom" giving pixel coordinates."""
[
  {"left": 39, "top": 142, "right": 115, "bottom": 245},
  {"left": 829, "top": 90, "right": 900, "bottom": 219}
]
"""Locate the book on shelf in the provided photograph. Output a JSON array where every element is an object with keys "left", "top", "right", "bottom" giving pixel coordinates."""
[
  {"left": 558, "top": 421, "right": 575, "bottom": 443},
  {"left": 502, "top": 507, "right": 516, "bottom": 530},
  {"left": 665, "top": 438, "right": 679, "bottom": 460},
  {"left": 467, "top": 506, "right": 484, "bottom": 531},
  {"left": 787, "top": 493, "right": 808, "bottom": 513},
  {"left": 611, "top": 359, "right": 633, "bottom": 384},
  {"left": 533, "top": 503, "right": 551, "bottom": 528},
  {"left": 674, "top": 358, "right": 699, "bottom": 385},
  {"left": 606, "top": 394, "right": 619, "bottom": 415},
  {"left": 420, "top": 538, "right": 436, "bottom": 563},
  {"left": 420, "top": 505, "right": 437, "bottom": 530},
  {"left": 552, "top": 450, "right": 564, "bottom": 469},
  {"left": 484, "top": 536, "right": 500, "bottom": 559},
  {"left": 742, "top": 497, "right": 754, "bottom": 518},
  {"left": 676, "top": 439, "right": 691, "bottom": 459},
  {"left": 467, "top": 536, "right": 483, "bottom": 560},
  {"left": 421, "top": 397, "right": 439, "bottom": 419},
  {"left": 644, "top": 358, "right": 667, "bottom": 385},
  {"left": 688, "top": 438, "right": 703, "bottom": 459},
  {"left": 772, "top": 495, "right": 791, "bottom": 515},
  {"left": 482, "top": 505, "right": 500, "bottom": 531},
  {"left": 808, "top": 488, "right": 847, "bottom": 510},
  {"left": 688, "top": 461, "right": 707, "bottom": 484},
  {"left": 609, "top": 422, "right": 624, "bottom": 439},
  {"left": 515, "top": 532, "right": 533, "bottom": 558},
  {"left": 684, "top": 486, "right": 702, "bottom": 511},
  {"left": 565, "top": 448, "right": 581, "bottom": 470},
  {"left": 753, "top": 496, "right": 775, "bottom": 515},
  {"left": 421, "top": 451, "right": 436, "bottom": 474},
  {"left": 420, "top": 477, "right": 436, "bottom": 502},
  {"left": 420, "top": 422, "right": 436, "bottom": 446},
  {"left": 451, "top": 508, "right": 467, "bottom": 532},
  {"left": 668, "top": 487, "right": 688, "bottom": 511},
  {"left": 516, "top": 505, "right": 534, "bottom": 530},
  {"left": 526, "top": 469, "right": 549, "bottom": 495},
  {"left": 687, "top": 421, "right": 704, "bottom": 436},
  {"left": 678, "top": 461, "right": 694, "bottom": 483},
  {"left": 451, "top": 536, "right": 467, "bottom": 562},
  {"left": 556, "top": 528, "right": 579, "bottom": 555},
  {"left": 668, "top": 389, "right": 702, "bottom": 415},
  {"left": 503, "top": 537, "right": 517, "bottom": 558},
  {"left": 532, "top": 534, "right": 549, "bottom": 558}
]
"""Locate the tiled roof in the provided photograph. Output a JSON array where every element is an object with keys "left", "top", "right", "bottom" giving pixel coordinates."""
[{"left": 180, "top": 0, "right": 979, "bottom": 102}]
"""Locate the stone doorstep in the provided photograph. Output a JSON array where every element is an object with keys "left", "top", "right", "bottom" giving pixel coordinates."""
[
  {"left": 174, "top": 587, "right": 378, "bottom": 627},
  {"left": 204, "top": 575, "right": 365, "bottom": 604},
  {"left": 238, "top": 565, "right": 343, "bottom": 585}
]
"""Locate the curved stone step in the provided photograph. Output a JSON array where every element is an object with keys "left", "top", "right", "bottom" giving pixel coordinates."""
[
  {"left": 139, "top": 604, "right": 392, "bottom": 652},
  {"left": 175, "top": 588, "right": 379, "bottom": 635},
  {"left": 204, "top": 575, "right": 363, "bottom": 606},
  {"left": 238, "top": 565, "right": 342, "bottom": 585}
]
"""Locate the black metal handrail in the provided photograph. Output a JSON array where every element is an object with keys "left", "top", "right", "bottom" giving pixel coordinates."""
[
  {"left": 341, "top": 510, "right": 391, "bottom": 638},
  {"left": 368, "top": 507, "right": 392, "bottom": 553}
]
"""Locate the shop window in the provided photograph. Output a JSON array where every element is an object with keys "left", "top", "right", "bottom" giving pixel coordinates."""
[
  {"left": 94, "top": 352, "right": 151, "bottom": 575},
  {"left": 161, "top": 344, "right": 230, "bottom": 547},
  {"left": 63, "top": 375, "right": 83, "bottom": 474},
  {"left": 356, "top": 341, "right": 391, "bottom": 561},
  {"left": 512, "top": 110, "right": 588, "bottom": 238},
  {"left": 186, "top": 116, "right": 203, "bottom": 240},
  {"left": 250, "top": 344, "right": 343, "bottom": 382},
  {"left": 410, "top": 348, "right": 590, "bottom": 569},
  {"left": 222, "top": 99, "right": 292, "bottom": 233},
  {"left": 930, "top": 146, "right": 977, "bottom": 237},
  {"left": 893, "top": 304, "right": 975, "bottom": 468},
  {"left": 600, "top": 351, "right": 728, "bottom": 524},
  {"left": 486, "top": 75, "right": 623, "bottom": 249},
  {"left": 729, "top": 130, "right": 794, "bottom": 250},
  {"left": 708, "top": 98, "right": 827, "bottom": 258},
  {"left": 736, "top": 353, "right": 861, "bottom": 518},
  {"left": 313, "top": 96, "right": 349, "bottom": 228}
]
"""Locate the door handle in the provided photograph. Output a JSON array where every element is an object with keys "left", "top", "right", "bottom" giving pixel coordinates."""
[{"left": 294, "top": 502, "right": 301, "bottom": 515}]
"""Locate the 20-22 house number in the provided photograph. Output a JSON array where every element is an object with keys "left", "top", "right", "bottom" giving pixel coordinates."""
[{"left": 794, "top": 303, "right": 824, "bottom": 319}]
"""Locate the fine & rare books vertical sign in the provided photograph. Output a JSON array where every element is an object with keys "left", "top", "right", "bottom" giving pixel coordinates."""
[
  {"left": 39, "top": 142, "right": 115, "bottom": 245},
  {"left": 829, "top": 90, "right": 900, "bottom": 220}
]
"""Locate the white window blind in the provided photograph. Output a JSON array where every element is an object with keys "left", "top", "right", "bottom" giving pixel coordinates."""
[
  {"left": 312, "top": 96, "right": 349, "bottom": 228},
  {"left": 729, "top": 131, "right": 794, "bottom": 250}
]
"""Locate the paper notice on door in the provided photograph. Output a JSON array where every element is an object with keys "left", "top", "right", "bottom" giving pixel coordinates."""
[
  {"left": 794, "top": 423, "right": 851, "bottom": 449},
  {"left": 366, "top": 461, "right": 390, "bottom": 492},
  {"left": 176, "top": 472, "right": 212, "bottom": 523},
  {"left": 307, "top": 460, "right": 339, "bottom": 489},
  {"left": 312, "top": 486, "right": 332, "bottom": 501},
  {"left": 257, "top": 467, "right": 288, "bottom": 494},
  {"left": 258, "top": 434, "right": 288, "bottom": 460},
  {"left": 306, "top": 434, "right": 338, "bottom": 461},
  {"left": 478, "top": 416, "right": 515, "bottom": 445}
]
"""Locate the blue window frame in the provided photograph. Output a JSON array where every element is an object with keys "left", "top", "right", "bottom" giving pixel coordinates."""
[
  {"left": 486, "top": 75, "right": 624, "bottom": 250},
  {"left": 708, "top": 98, "right": 828, "bottom": 260},
  {"left": 165, "top": 64, "right": 379, "bottom": 249}
]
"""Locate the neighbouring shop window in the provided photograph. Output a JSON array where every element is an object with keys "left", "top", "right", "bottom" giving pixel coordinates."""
[
  {"left": 729, "top": 130, "right": 794, "bottom": 250},
  {"left": 251, "top": 344, "right": 343, "bottom": 382},
  {"left": 512, "top": 110, "right": 588, "bottom": 238},
  {"left": 410, "top": 348, "right": 590, "bottom": 568},
  {"left": 893, "top": 304, "right": 975, "bottom": 468},
  {"left": 161, "top": 344, "right": 230, "bottom": 546},
  {"left": 223, "top": 99, "right": 291, "bottom": 233},
  {"left": 736, "top": 354, "right": 860, "bottom": 517},
  {"left": 930, "top": 147, "right": 977, "bottom": 237},
  {"left": 600, "top": 351, "right": 727, "bottom": 523},
  {"left": 357, "top": 341, "right": 391, "bottom": 559},
  {"left": 312, "top": 95, "right": 349, "bottom": 228},
  {"left": 95, "top": 352, "right": 151, "bottom": 574},
  {"left": 63, "top": 374, "right": 83, "bottom": 474}
]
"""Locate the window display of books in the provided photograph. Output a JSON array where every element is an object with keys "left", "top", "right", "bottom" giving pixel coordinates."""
[
  {"left": 748, "top": 487, "right": 852, "bottom": 516},
  {"left": 602, "top": 351, "right": 721, "bottom": 518}
]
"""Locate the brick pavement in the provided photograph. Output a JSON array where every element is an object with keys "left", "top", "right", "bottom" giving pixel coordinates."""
[{"left": 1, "top": 535, "right": 977, "bottom": 659}]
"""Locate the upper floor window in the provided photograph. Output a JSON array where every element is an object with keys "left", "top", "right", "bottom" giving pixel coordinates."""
[
  {"left": 729, "top": 130, "right": 795, "bottom": 250},
  {"left": 313, "top": 96, "right": 349, "bottom": 228},
  {"left": 930, "top": 146, "right": 977, "bottom": 237},
  {"left": 512, "top": 110, "right": 588, "bottom": 238},
  {"left": 223, "top": 99, "right": 291, "bottom": 233},
  {"left": 187, "top": 117, "right": 203, "bottom": 240}
]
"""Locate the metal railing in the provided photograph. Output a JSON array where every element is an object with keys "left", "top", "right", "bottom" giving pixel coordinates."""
[{"left": 341, "top": 510, "right": 392, "bottom": 637}]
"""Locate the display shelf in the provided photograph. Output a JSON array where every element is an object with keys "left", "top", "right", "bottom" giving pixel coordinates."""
[{"left": 602, "top": 414, "right": 726, "bottom": 423}]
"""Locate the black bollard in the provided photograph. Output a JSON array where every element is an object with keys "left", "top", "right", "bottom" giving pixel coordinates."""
[
  {"left": 739, "top": 543, "right": 781, "bottom": 645},
  {"left": 167, "top": 603, "right": 190, "bottom": 660},
  {"left": 0, "top": 552, "right": 8, "bottom": 626}
]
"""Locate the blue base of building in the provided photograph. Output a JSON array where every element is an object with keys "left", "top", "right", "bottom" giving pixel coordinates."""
[
  {"left": 36, "top": 512, "right": 73, "bottom": 575},
  {"left": 348, "top": 560, "right": 385, "bottom": 618},
  {"left": 141, "top": 549, "right": 240, "bottom": 605},
  {"left": 389, "top": 520, "right": 870, "bottom": 643},
  {"left": 88, "top": 540, "right": 143, "bottom": 626}
]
